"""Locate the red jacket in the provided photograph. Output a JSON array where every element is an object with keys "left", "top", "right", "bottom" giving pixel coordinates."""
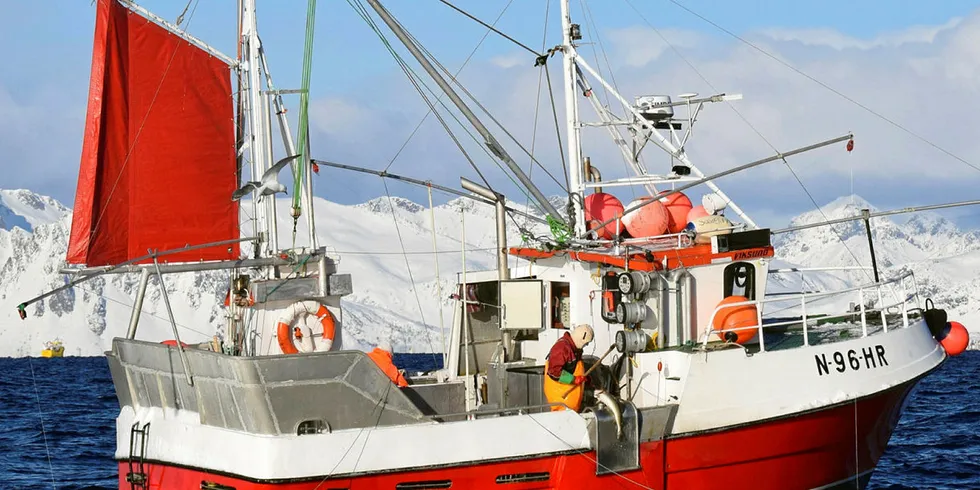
[
  {"left": 367, "top": 348, "right": 408, "bottom": 387},
  {"left": 546, "top": 332, "right": 582, "bottom": 380}
]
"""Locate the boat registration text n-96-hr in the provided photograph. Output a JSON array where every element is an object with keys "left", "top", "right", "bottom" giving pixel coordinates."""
[{"left": 815, "top": 345, "right": 888, "bottom": 376}]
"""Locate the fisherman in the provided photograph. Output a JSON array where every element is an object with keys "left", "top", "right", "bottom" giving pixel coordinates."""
[
  {"left": 367, "top": 340, "right": 409, "bottom": 387},
  {"left": 543, "top": 324, "right": 594, "bottom": 412}
]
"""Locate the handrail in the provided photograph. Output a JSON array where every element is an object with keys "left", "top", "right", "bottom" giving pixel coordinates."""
[
  {"left": 427, "top": 402, "right": 572, "bottom": 422},
  {"left": 700, "top": 271, "right": 919, "bottom": 352}
]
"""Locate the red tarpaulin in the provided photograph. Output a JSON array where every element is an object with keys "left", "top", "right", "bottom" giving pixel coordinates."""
[{"left": 67, "top": 0, "right": 239, "bottom": 266}]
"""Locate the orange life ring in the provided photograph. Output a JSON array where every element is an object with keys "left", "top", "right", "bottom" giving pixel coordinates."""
[{"left": 276, "top": 300, "right": 337, "bottom": 354}]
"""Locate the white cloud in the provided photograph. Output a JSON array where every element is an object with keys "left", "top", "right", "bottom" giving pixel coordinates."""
[
  {"left": 759, "top": 17, "right": 962, "bottom": 50},
  {"left": 0, "top": 85, "right": 85, "bottom": 203},
  {"left": 6, "top": 8, "right": 980, "bottom": 230},
  {"left": 296, "top": 8, "right": 980, "bottom": 228},
  {"left": 309, "top": 97, "right": 375, "bottom": 137},
  {"left": 604, "top": 26, "right": 703, "bottom": 67}
]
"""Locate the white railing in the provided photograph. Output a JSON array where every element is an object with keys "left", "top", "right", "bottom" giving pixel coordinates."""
[
  {"left": 585, "top": 224, "right": 747, "bottom": 253},
  {"left": 701, "top": 271, "right": 921, "bottom": 352}
]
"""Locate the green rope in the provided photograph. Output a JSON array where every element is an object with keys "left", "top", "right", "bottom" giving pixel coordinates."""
[
  {"left": 547, "top": 215, "right": 570, "bottom": 246},
  {"left": 292, "top": 0, "right": 317, "bottom": 216},
  {"left": 263, "top": 253, "right": 314, "bottom": 301}
]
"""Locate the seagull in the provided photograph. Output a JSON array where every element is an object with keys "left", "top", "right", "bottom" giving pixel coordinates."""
[{"left": 231, "top": 154, "right": 301, "bottom": 201}]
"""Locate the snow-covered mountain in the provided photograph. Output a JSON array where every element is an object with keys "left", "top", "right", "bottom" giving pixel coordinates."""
[
  {"left": 0, "top": 188, "right": 548, "bottom": 357},
  {"left": 771, "top": 195, "right": 980, "bottom": 339},
  {"left": 1, "top": 189, "right": 977, "bottom": 357}
]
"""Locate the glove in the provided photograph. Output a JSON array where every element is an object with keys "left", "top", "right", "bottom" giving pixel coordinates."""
[{"left": 573, "top": 375, "right": 588, "bottom": 385}]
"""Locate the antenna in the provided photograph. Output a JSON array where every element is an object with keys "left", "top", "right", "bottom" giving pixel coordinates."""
[{"left": 560, "top": 0, "right": 587, "bottom": 237}]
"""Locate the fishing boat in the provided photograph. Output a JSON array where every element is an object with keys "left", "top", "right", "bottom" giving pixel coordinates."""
[
  {"left": 18, "top": 0, "right": 973, "bottom": 488},
  {"left": 40, "top": 339, "right": 65, "bottom": 358}
]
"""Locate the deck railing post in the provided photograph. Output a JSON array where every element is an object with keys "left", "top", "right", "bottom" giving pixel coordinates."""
[
  {"left": 859, "top": 288, "right": 868, "bottom": 337},
  {"left": 902, "top": 276, "right": 910, "bottom": 328},
  {"left": 756, "top": 300, "right": 765, "bottom": 352},
  {"left": 801, "top": 295, "right": 809, "bottom": 346},
  {"left": 877, "top": 287, "right": 888, "bottom": 333}
]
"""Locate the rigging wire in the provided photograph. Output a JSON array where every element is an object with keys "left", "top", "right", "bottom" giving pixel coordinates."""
[
  {"left": 75, "top": 283, "right": 216, "bottom": 339},
  {"left": 519, "top": 0, "right": 552, "bottom": 240},
  {"left": 383, "top": 1, "right": 516, "bottom": 174},
  {"left": 436, "top": 0, "right": 541, "bottom": 57},
  {"left": 545, "top": 64, "right": 570, "bottom": 190},
  {"left": 346, "top": 0, "right": 504, "bottom": 192},
  {"left": 381, "top": 177, "right": 440, "bottom": 357},
  {"left": 402, "top": 23, "right": 570, "bottom": 194},
  {"left": 525, "top": 416, "right": 655, "bottom": 489},
  {"left": 663, "top": 0, "right": 980, "bottom": 176},
  {"left": 350, "top": 0, "right": 553, "bottom": 243},
  {"left": 291, "top": 0, "right": 318, "bottom": 217},
  {"left": 349, "top": 0, "right": 508, "bottom": 186},
  {"left": 623, "top": 0, "right": 873, "bottom": 282},
  {"left": 88, "top": 0, "right": 202, "bottom": 245},
  {"left": 578, "top": 0, "right": 638, "bottom": 202},
  {"left": 27, "top": 357, "right": 56, "bottom": 490}
]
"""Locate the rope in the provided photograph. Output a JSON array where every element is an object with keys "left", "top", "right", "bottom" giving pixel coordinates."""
[
  {"left": 347, "top": 0, "right": 504, "bottom": 193},
  {"left": 263, "top": 253, "right": 313, "bottom": 299},
  {"left": 580, "top": 0, "right": 638, "bottom": 202},
  {"left": 87, "top": 0, "right": 202, "bottom": 248},
  {"left": 436, "top": 0, "right": 541, "bottom": 57},
  {"left": 518, "top": 0, "right": 551, "bottom": 260},
  {"left": 664, "top": 0, "right": 980, "bottom": 176},
  {"left": 624, "top": 0, "right": 874, "bottom": 283},
  {"left": 351, "top": 0, "right": 550, "bottom": 245},
  {"left": 27, "top": 356, "right": 56, "bottom": 490},
  {"left": 525, "top": 415, "right": 655, "bottom": 489},
  {"left": 382, "top": 1, "right": 515, "bottom": 174},
  {"left": 427, "top": 185, "right": 448, "bottom": 365},
  {"left": 548, "top": 215, "right": 571, "bottom": 246},
  {"left": 545, "top": 66, "right": 569, "bottom": 190},
  {"left": 292, "top": 0, "right": 317, "bottom": 217},
  {"left": 381, "top": 178, "right": 440, "bottom": 357},
  {"left": 412, "top": 35, "right": 570, "bottom": 193}
]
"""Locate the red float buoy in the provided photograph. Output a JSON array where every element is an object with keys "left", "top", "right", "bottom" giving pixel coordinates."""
[
  {"left": 713, "top": 295, "right": 758, "bottom": 344},
  {"left": 686, "top": 204, "right": 709, "bottom": 223},
  {"left": 659, "top": 191, "right": 693, "bottom": 233},
  {"left": 938, "top": 321, "right": 970, "bottom": 356},
  {"left": 584, "top": 192, "right": 625, "bottom": 240},
  {"left": 622, "top": 197, "right": 669, "bottom": 238}
]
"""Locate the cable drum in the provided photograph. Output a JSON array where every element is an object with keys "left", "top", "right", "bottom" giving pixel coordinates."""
[
  {"left": 618, "top": 271, "right": 652, "bottom": 295},
  {"left": 615, "top": 329, "right": 651, "bottom": 354},
  {"left": 615, "top": 302, "right": 648, "bottom": 324}
]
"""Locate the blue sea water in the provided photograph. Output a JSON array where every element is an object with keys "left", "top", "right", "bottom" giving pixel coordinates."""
[{"left": 1, "top": 351, "right": 977, "bottom": 489}]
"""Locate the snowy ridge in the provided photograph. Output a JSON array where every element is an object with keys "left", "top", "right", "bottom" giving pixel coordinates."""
[
  {"left": 0, "top": 189, "right": 548, "bottom": 357},
  {"left": 771, "top": 194, "right": 980, "bottom": 349},
  {"left": 0, "top": 189, "right": 977, "bottom": 357}
]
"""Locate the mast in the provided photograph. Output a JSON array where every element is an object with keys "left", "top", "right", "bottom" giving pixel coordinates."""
[
  {"left": 560, "top": 0, "right": 586, "bottom": 237},
  {"left": 241, "top": 0, "right": 275, "bottom": 259}
]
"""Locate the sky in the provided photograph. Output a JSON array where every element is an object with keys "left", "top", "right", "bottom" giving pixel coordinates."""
[{"left": 3, "top": 0, "right": 980, "bottom": 230}]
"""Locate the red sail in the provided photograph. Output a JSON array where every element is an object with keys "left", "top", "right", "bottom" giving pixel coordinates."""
[{"left": 67, "top": 0, "right": 239, "bottom": 266}]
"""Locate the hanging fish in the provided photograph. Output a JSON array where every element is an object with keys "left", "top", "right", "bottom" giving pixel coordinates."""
[{"left": 594, "top": 389, "right": 623, "bottom": 439}]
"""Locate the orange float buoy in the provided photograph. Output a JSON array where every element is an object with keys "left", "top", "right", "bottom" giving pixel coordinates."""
[
  {"left": 584, "top": 192, "right": 625, "bottom": 240},
  {"left": 687, "top": 204, "right": 709, "bottom": 223},
  {"left": 713, "top": 295, "right": 758, "bottom": 344},
  {"left": 622, "top": 197, "right": 669, "bottom": 238},
  {"left": 937, "top": 321, "right": 970, "bottom": 356},
  {"left": 659, "top": 191, "right": 693, "bottom": 233}
]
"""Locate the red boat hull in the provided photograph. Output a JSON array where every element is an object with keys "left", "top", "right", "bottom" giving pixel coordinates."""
[{"left": 119, "top": 378, "right": 916, "bottom": 490}]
